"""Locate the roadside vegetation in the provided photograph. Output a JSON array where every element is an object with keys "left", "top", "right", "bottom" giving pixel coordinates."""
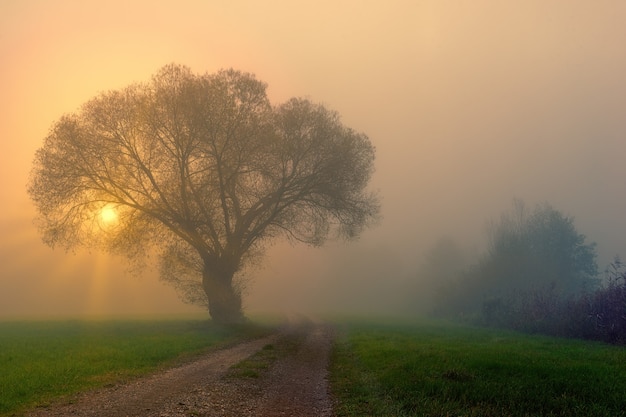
[
  {"left": 331, "top": 319, "right": 626, "bottom": 417},
  {"left": 0, "top": 318, "right": 271, "bottom": 416}
]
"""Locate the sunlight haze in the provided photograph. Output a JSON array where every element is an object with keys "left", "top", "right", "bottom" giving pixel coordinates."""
[{"left": 2, "top": 0, "right": 626, "bottom": 318}]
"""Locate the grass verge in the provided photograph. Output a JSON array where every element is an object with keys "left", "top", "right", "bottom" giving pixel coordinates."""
[
  {"left": 228, "top": 343, "right": 278, "bottom": 379},
  {"left": 330, "top": 318, "right": 626, "bottom": 416},
  {"left": 0, "top": 318, "right": 272, "bottom": 416}
]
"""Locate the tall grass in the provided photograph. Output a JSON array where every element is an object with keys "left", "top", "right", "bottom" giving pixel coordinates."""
[
  {"left": 331, "top": 319, "right": 626, "bottom": 416},
  {"left": 0, "top": 319, "right": 270, "bottom": 416}
]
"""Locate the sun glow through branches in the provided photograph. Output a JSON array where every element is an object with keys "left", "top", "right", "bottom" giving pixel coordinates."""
[{"left": 98, "top": 204, "right": 119, "bottom": 228}]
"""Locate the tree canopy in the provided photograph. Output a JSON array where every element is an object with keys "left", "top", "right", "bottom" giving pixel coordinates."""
[{"left": 28, "top": 64, "right": 379, "bottom": 322}]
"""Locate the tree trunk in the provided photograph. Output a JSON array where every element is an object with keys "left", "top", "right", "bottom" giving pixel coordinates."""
[{"left": 202, "top": 264, "right": 244, "bottom": 324}]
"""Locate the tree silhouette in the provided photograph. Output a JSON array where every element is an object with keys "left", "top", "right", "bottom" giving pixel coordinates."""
[
  {"left": 484, "top": 200, "right": 598, "bottom": 295},
  {"left": 28, "top": 64, "right": 379, "bottom": 323}
]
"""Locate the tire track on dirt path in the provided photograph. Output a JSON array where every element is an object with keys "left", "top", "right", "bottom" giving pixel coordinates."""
[{"left": 253, "top": 323, "right": 335, "bottom": 417}]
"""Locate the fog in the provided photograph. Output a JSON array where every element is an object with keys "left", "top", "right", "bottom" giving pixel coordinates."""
[{"left": 2, "top": 1, "right": 626, "bottom": 318}]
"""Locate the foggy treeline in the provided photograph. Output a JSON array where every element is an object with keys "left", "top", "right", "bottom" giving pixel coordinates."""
[{"left": 403, "top": 199, "right": 626, "bottom": 344}]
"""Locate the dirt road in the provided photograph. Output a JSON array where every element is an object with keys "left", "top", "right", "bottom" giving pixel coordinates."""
[{"left": 27, "top": 322, "right": 335, "bottom": 417}]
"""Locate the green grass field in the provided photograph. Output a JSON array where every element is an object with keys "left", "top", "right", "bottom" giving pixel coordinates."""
[
  {"left": 330, "top": 319, "right": 626, "bottom": 417},
  {"left": 0, "top": 318, "right": 271, "bottom": 416}
]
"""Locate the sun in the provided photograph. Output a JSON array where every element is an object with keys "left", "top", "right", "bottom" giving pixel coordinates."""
[{"left": 99, "top": 204, "right": 119, "bottom": 226}]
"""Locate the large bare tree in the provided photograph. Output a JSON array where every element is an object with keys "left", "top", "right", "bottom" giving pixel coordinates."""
[{"left": 28, "top": 64, "right": 379, "bottom": 323}]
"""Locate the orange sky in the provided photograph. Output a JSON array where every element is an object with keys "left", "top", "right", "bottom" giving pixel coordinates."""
[{"left": 2, "top": 1, "right": 626, "bottom": 318}]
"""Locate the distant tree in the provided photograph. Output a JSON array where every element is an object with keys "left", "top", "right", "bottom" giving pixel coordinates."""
[
  {"left": 28, "top": 64, "right": 379, "bottom": 323},
  {"left": 484, "top": 199, "right": 598, "bottom": 296},
  {"left": 422, "top": 238, "right": 467, "bottom": 283},
  {"left": 435, "top": 200, "right": 598, "bottom": 320},
  {"left": 409, "top": 237, "right": 468, "bottom": 314}
]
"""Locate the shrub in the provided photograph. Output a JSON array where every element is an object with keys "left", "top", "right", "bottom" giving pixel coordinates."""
[{"left": 478, "top": 259, "right": 626, "bottom": 345}]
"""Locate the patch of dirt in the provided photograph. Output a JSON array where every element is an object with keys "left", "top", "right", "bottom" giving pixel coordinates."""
[{"left": 26, "top": 321, "right": 335, "bottom": 417}]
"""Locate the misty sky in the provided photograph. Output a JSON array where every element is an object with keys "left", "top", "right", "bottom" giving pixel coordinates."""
[{"left": 1, "top": 1, "right": 626, "bottom": 318}]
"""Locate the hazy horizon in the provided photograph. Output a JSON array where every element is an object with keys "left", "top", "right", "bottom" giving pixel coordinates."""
[{"left": 2, "top": 1, "right": 626, "bottom": 319}]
